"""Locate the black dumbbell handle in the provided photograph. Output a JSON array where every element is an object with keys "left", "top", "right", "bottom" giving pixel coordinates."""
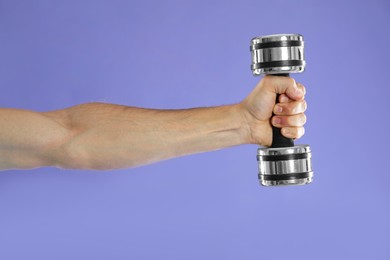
[{"left": 271, "top": 73, "right": 294, "bottom": 148}]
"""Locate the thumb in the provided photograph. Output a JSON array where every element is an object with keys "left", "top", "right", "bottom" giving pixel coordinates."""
[{"left": 264, "top": 75, "right": 304, "bottom": 101}]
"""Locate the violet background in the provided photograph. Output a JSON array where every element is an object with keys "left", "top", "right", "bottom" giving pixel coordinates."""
[{"left": 0, "top": 0, "right": 389, "bottom": 259}]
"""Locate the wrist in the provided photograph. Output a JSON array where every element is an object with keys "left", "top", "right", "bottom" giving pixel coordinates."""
[
  {"left": 229, "top": 103, "right": 255, "bottom": 145},
  {"left": 236, "top": 102, "right": 270, "bottom": 146}
]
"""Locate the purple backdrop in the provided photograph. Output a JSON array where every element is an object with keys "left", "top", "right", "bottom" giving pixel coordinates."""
[{"left": 0, "top": 0, "right": 389, "bottom": 259}]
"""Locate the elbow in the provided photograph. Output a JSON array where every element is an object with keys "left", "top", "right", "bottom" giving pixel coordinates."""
[
  {"left": 42, "top": 128, "right": 92, "bottom": 170},
  {"left": 42, "top": 107, "right": 134, "bottom": 171},
  {"left": 59, "top": 132, "right": 119, "bottom": 171},
  {"left": 60, "top": 142, "right": 126, "bottom": 171},
  {"left": 59, "top": 139, "right": 93, "bottom": 170},
  {"left": 40, "top": 110, "right": 95, "bottom": 170}
]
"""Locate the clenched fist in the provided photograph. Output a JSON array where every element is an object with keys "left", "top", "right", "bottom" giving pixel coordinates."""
[{"left": 240, "top": 75, "right": 307, "bottom": 146}]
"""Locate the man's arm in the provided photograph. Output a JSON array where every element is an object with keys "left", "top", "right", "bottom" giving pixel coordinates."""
[{"left": 0, "top": 76, "right": 307, "bottom": 170}]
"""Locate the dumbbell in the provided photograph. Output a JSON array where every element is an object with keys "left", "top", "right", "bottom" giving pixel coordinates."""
[{"left": 249, "top": 34, "right": 313, "bottom": 186}]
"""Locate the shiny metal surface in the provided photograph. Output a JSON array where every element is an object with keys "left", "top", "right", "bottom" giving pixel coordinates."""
[
  {"left": 258, "top": 144, "right": 310, "bottom": 156},
  {"left": 251, "top": 34, "right": 304, "bottom": 44},
  {"left": 250, "top": 33, "right": 305, "bottom": 75},
  {"left": 257, "top": 145, "right": 313, "bottom": 186},
  {"left": 258, "top": 155, "right": 312, "bottom": 175},
  {"left": 254, "top": 47, "right": 303, "bottom": 63},
  {"left": 260, "top": 175, "right": 313, "bottom": 186},
  {"left": 258, "top": 146, "right": 312, "bottom": 175},
  {"left": 252, "top": 66, "right": 305, "bottom": 75}
]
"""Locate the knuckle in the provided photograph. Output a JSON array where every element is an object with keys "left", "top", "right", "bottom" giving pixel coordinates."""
[
  {"left": 300, "top": 127, "right": 306, "bottom": 136},
  {"left": 290, "top": 128, "right": 298, "bottom": 138},
  {"left": 286, "top": 104, "right": 293, "bottom": 115},
  {"left": 302, "top": 100, "right": 307, "bottom": 111},
  {"left": 287, "top": 114, "right": 306, "bottom": 127},
  {"left": 297, "top": 83, "right": 306, "bottom": 94},
  {"left": 296, "top": 100, "right": 306, "bottom": 114},
  {"left": 296, "top": 127, "right": 305, "bottom": 139},
  {"left": 289, "top": 104, "right": 296, "bottom": 115},
  {"left": 301, "top": 114, "right": 307, "bottom": 125},
  {"left": 285, "top": 116, "right": 293, "bottom": 126},
  {"left": 287, "top": 77, "right": 296, "bottom": 88},
  {"left": 285, "top": 101, "right": 303, "bottom": 115}
]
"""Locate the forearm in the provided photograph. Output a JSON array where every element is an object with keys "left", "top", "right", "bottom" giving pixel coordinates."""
[
  {"left": 54, "top": 103, "right": 250, "bottom": 170},
  {"left": 0, "top": 108, "right": 69, "bottom": 170}
]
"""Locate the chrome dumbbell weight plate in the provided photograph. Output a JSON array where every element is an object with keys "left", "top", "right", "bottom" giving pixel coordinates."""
[
  {"left": 257, "top": 145, "right": 313, "bottom": 186},
  {"left": 250, "top": 34, "right": 305, "bottom": 75}
]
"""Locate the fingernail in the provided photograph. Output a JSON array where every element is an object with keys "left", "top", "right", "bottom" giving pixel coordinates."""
[
  {"left": 273, "top": 117, "right": 281, "bottom": 124},
  {"left": 275, "top": 106, "right": 282, "bottom": 113},
  {"left": 280, "top": 95, "right": 289, "bottom": 102},
  {"left": 282, "top": 128, "right": 291, "bottom": 136}
]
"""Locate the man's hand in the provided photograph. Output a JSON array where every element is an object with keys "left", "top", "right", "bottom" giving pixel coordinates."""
[{"left": 240, "top": 75, "right": 307, "bottom": 146}]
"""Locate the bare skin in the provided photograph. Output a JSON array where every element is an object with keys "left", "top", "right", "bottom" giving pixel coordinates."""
[{"left": 0, "top": 76, "right": 307, "bottom": 170}]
